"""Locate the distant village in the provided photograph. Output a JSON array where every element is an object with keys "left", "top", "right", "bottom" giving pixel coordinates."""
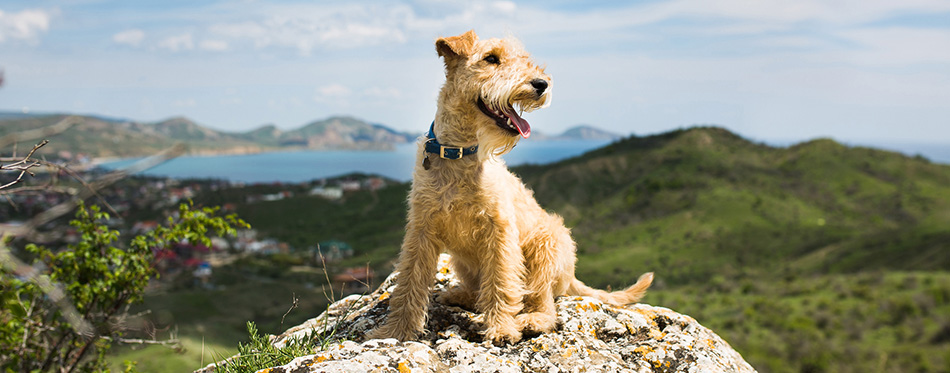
[{"left": 0, "top": 165, "right": 390, "bottom": 294}]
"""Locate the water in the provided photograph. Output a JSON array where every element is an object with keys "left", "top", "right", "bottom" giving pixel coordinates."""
[
  {"left": 98, "top": 138, "right": 950, "bottom": 184},
  {"left": 99, "top": 140, "right": 614, "bottom": 183}
]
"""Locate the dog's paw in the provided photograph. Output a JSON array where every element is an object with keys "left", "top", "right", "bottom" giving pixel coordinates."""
[
  {"left": 483, "top": 323, "right": 522, "bottom": 345},
  {"left": 437, "top": 286, "right": 477, "bottom": 309},
  {"left": 366, "top": 323, "right": 417, "bottom": 342},
  {"left": 516, "top": 312, "right": 557, "bottom": 334}
]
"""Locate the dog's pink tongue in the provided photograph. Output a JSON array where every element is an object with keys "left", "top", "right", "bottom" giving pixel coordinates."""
[{"left": 504, "top": 108, "right": 531, "bottom": 138}]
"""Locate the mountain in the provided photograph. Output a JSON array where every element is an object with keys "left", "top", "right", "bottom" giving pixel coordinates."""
[
  {"left": 236, "top": 124, "right": 282, "bottom": 145},
  {"left": 0, "top": 113, "right": 417, "bottom": 159},
  {"left": 0, "top": 115, "right": 192, "bottom": 158},
  {"left": 557, "top": 125, "right": 623, "bottom": 140},
  {"left": 151, "top": 116, "right": 244, "bottom": 142},
  {"left": 531, "top": 125, "right": 623, "bottom": 141},
  {"left": 276, "top": 116, "right": 416, "bottom": 150}
]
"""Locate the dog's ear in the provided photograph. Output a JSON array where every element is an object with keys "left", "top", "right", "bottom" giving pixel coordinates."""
[{"left": 436, "top": 30, "right": 477, "bottom": 60}]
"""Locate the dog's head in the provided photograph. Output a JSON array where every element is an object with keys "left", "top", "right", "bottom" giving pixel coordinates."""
[{"left": 436, "top": 30, "right": 552, "bottom": 154}]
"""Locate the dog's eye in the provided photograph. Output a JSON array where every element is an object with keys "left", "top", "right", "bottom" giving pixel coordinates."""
[{"left": 483, "top": 54, "right": 500, "bottom": 64}]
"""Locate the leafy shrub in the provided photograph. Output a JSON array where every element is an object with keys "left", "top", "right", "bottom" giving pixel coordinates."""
[{"left": 0, "top": 202, "right": 247, "bottom": 372}]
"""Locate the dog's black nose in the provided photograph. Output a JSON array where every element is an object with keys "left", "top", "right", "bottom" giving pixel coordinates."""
[{"left": 530, "top": 79, "right": 549, "bottom": 95}]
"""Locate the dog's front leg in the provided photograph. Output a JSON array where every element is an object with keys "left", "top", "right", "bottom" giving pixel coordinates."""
[
  {"left": 367, "top": 220, "right": 441, "bottom": 341},
  {"left": 477, "top": 222, "right": 526, "bottom": 344}
]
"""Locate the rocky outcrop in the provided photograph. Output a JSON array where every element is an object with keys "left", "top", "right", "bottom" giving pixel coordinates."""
[{"left": 199, "top": 254, "right": 756, "bottom": 372}]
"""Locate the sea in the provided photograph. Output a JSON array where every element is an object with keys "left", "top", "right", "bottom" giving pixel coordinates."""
[
  {"left": 98, "top": 140, "right": 614, "bottom": 184},
  {"left": 98, "top": 139, "right": 950, "bottom": 184}
]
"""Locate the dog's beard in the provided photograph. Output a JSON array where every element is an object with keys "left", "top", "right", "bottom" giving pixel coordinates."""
[
  {"left": 479, "top": 90, "right": 552, "bottom": 140},
  {"left": 477, "top": 125, "right": 520, "bottom": 159}
]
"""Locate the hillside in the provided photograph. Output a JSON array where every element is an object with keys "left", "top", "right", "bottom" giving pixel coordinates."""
[
  {"left": 181, "top": 126, "right": 950, "bottom": 372},
  {"left": 0, "top": 115, "right": 210, "bottom": 158},
  {"left": 514, "top": 127, "right": 950, "bottom": 286},
  {"left": 201, "top": 126, "right": 950, "bottom": 288},
  {"left": 0, "top": 114, "right": 417, "bottom": 158},
  {"left": 216, "top": 126, "right": 950, "bottom": 289}
]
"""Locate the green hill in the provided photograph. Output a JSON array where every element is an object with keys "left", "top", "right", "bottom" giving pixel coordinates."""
[
  {"left": 0, "top": 115, "right": 188, "bottom": 158},
  {"left": 138, "top": 126, "right": 950, "bottom": 372},
  {"left": 0, "top": 114, "right": 417, "bottom": 158},
  {"left": 514, "top": 127, "right": 950, "bottom": 372},
  {"left": 514, "top": 127, "right": 950, "bottom": 286}
]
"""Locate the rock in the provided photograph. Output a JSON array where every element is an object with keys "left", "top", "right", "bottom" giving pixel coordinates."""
[{"left": 197, "top": 254, "right": 756, "bottom": 373}]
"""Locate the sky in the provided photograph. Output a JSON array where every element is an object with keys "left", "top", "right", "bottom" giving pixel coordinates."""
[{"left": 1, "top": 0, "right": 949, "bottom": 144}]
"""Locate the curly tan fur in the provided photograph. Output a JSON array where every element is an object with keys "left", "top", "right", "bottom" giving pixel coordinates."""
[{"left": 367, "top": 30, "right": 653, "bottom": 344}]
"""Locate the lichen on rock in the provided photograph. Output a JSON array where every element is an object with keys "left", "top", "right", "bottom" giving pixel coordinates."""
[{"left": 198, "top": 254, "right": 756, "bottom": 373}]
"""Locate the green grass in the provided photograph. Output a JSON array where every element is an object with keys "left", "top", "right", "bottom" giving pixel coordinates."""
[
  {"left": 652, "top": 272, "right": 950, "bottom": 373},
  {"left": 107, "top": 265, "right": 336, "bottom": 372},
  {"left": 108, "top": 336, "right": 232, "bottom": 372}
]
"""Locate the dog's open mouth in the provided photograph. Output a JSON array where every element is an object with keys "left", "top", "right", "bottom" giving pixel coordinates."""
[{"left": 477, "top": 98, "right": 531, "bottom": 139}]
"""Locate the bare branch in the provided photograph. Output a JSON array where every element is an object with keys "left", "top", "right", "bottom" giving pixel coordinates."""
[
  {"left": 0, "top": 155, "right": 119, "bottom": 215},
  {"left": 280, "top": 293, "right": 299, "bottom": 327},
  {"left": 105, "top": 336, "right": 182, "bottom": 350},
  {"left": 0, "top": 140, "right": 49, "bottom": 191}
]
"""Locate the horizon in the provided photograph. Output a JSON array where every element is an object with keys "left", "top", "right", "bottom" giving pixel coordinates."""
[
  {"left": 1, "top": 1, "right": 949, "bottom": 145},
  {"left": 5, "top": 110, "right": 950, "bottom": 158}
]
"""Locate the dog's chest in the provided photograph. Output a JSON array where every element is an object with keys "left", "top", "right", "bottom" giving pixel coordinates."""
[{"left": 424, "top": 179, "right": 503, "bottom": 244}]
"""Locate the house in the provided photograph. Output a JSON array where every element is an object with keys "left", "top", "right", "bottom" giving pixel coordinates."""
[
  {"left": 364, "top": 177, "right": 386, "bottom": 191},
  {"left": 310, "top": 186, "right": 343, "bottom": 200},
  {"left": 339, "top": 181, "right": 361, "bottom": 192},
  {"left": 315, "top": 240, "right": 354, "bottom": 262}
]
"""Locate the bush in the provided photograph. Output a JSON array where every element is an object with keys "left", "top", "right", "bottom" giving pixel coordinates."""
[{"left": 0, "top": 202, "right": 247, "bottom": 372}]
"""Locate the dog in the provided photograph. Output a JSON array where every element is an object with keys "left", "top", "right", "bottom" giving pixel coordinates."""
[{"left": 367, "top": 30, "right": 653, "bottom": 344}]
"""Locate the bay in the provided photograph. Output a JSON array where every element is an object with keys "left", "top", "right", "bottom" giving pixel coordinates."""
[{"left": 99, "top": 139, "right": 614, "bottom": 183}]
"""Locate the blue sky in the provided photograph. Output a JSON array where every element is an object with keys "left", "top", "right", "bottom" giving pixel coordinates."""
[{"left": 1, "top": 0, "right": 949, "bottom": 144}]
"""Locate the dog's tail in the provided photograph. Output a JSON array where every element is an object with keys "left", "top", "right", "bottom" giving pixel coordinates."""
[{"left": 567, "top": 272, "right": 654, "bottom": 306}]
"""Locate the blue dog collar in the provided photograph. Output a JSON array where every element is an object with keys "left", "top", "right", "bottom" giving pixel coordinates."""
[{"left": 424, "top": 122, "right": 478, "bottom": 159}]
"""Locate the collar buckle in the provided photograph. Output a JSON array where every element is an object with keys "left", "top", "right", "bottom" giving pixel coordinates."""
[{"left": 440, "top": 145, "right": 463, "bottom": 159}]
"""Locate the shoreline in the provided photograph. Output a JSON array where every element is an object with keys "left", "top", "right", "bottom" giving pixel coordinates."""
[{"left": 89, "top": 143, "right": 413, "bottom": 167}]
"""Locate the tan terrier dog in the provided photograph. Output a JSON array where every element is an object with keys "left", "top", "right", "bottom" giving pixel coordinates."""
[{"left": 368, "top": 30, "right": 653, "bottom": 344}]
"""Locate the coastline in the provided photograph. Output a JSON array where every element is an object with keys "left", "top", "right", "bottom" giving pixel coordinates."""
[{"left": 88, "top": 143, "right": 411, "bottom": 167}]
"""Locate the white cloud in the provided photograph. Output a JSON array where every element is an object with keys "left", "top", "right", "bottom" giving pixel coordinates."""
[
  {"left": 621, "top": 0, "right": 950, "bottom": 28},
  {"left": 112, "top": 28, "right": 145, "bottom": 47},
  {"left": 837, "top": 28, "right": 950, "bottom": 65},
  {"left": 491, "top": 1, "right": 517, "bottom": 14},
  {"left": 171, "top": 98, "right": 197, "bottom": 107},
  {"left": 313, "top": 83, "right": 355, "bottom": 106},
  {"left": 219, "top": 97, "right": 243, "bottom": 105},
  {"left": 208, "top": 4, "right": 411, "bottom": 54},
  {"left": 0, "top": 8, "right": 51, "bottom": 43},
  {"left": 363, "top": 86, "right": 402, "bottom": 99},
  {"left": 158, "top": 33, "right": 194, "bottom": 52},
  {"left": 199, "top": 39, "right": 229, "bottom": 51},
  {"left": 316, "top": 84, "right": 351, "bottom": 98}
]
